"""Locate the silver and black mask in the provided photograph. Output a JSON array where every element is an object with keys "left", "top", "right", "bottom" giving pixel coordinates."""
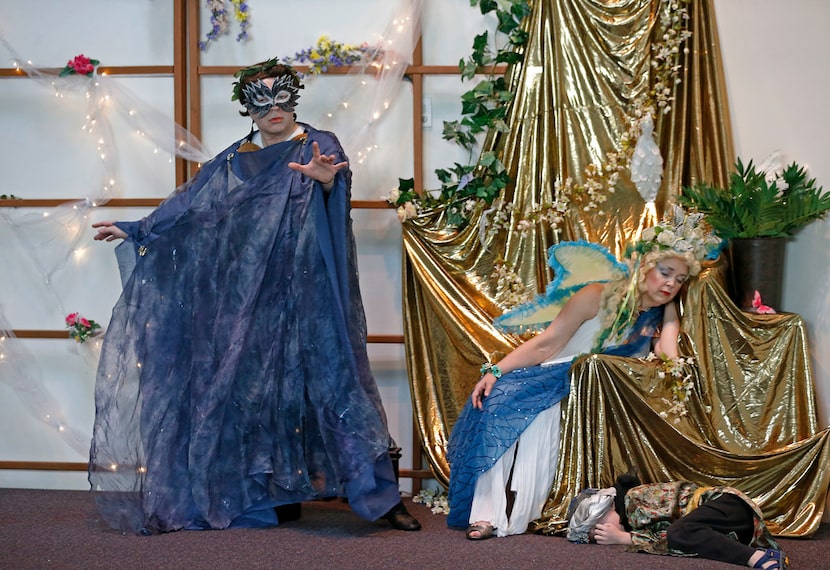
[{"left": 241, "top": 75, "right": 301, "bottom": 118}]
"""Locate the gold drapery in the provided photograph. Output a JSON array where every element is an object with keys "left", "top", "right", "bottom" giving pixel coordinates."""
[
  {"left": 401, "top": 0, "right": 828, "bottom": 536},
  {"left": 532, "top": 264, "right": 830, "bottom": 537},
  {"left": 404, "top": 0, "right": 732, "bottom": 488}
]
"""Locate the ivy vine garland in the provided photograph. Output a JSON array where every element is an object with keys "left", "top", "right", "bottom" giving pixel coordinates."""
[
  {"left": 389, "top": 0, "right": 531, "bottom": 228},
  {"left": 388, "top": 0, "right": 693, "bottom": 238}
]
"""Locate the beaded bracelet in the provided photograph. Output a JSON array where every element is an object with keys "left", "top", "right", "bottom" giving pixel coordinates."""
[{"left": 480, "top": 362, "right": 503, "bottom": 379}]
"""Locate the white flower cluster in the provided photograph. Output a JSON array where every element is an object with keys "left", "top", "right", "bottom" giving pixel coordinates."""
[
  {"left": 387, "top": 188, "right": 419, "bottom": 222},
  {"left": 397, "top": 201, "right": 418, "bottom": 222},
  {"left": 412, "top": 488, "right": 450, "bottom": 515},
  {"left": 484, "top": 200, "right": 516, "bottom": 238},
  {"left": 651, "top": 0, "right": 693, "bottom": 115},
  {"left": 513, "top": 165, "right": 622, "bottom": 236},
  {"left": 490, "top": 260, "right": 534, "bottom": 308},
  {"left": 644, "top": 352, "right": 695, "bottom": 423},
  {"left": 639, "top": 208, "right": 722, "bottom": 262}
]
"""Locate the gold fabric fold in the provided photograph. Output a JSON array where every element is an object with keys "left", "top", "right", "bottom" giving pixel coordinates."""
[
  {"left": 657, "top": 0, "right": 735, "bottom": 205},
  {"left": 402, "top": 0, "right": 827, "bottom": 536},
  {"left": 532, "top": 273, "right": 830, "bottom": 537},
  {"left": 404, "top": 0, "right": 733, "bottom": 490}
]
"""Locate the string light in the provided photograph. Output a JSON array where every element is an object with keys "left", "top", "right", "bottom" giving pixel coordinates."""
[
  {"left": 1, "top": 0, "right": 420, "bottom": 460},
  {"left": 0, "top": 44, "right": 214, "bottom": 459}
]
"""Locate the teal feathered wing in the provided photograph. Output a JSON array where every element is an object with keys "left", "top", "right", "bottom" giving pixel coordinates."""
[{"left": 494, "top": 241, "right": 629, "bottom": 334}]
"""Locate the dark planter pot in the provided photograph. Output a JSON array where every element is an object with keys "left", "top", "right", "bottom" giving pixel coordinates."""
[{"left": 729, "top": 237, "right": 786, "bottom": 311}]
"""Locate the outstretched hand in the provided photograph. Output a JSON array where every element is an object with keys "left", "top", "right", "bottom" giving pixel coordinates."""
[
  {"left": 92, "top": 221, "right": 127, "bottom": 242},
  {"left": 287, "top": 141, "right": 348, "bottom": 187}
]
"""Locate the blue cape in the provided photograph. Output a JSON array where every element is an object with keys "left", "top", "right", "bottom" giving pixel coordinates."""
[{"left": 89, "top": 125, "right": 398, "bottom": 533}]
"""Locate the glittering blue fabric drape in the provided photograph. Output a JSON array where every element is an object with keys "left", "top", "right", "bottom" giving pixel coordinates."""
[{"left": 89, "top": 125, "right": 398, "bottom": 533}]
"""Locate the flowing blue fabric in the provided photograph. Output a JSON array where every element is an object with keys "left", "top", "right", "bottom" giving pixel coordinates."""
[
  {"left": 89, "top": 125, "right": 400, "bottom": 533},
  {"left": 446, "top": 307, "right": 664, "bottom": 528}
]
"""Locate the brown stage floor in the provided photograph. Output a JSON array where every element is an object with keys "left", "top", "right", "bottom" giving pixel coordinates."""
[{"left": 1, "top": 488, "right": 828, "bottom": 569}]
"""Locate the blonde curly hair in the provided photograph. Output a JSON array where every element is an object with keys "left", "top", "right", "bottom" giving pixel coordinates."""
[
  {"left": 590, "top": 206, "right": 720, "bottom": 351},
  {"left": 594, "top": 249, "right": 695, "bottom": 351}
]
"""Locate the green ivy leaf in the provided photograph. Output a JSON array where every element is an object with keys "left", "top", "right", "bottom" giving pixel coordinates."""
[
  {"left": 477, "top": 0, "right": 498, "bottom": 14},
  {"left": 398, "top": 178, "right": 415, "bottom": 193}
]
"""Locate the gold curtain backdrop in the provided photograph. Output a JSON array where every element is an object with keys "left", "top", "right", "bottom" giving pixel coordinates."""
[
  {"left": 532, "top": 263, "right": 830, "bottom": 537},
  {"left": 402, "top": 0, "right": 828, "bottom": 537}
]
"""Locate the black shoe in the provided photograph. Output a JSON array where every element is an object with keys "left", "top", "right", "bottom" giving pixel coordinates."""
[
  {"left": 275, "top": 503, "right": 302, "bottom": 522},
  {"left": 382, "top": 501, "right": 421, "bottom": 531}
]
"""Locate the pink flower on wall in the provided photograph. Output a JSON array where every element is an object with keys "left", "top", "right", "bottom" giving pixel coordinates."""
[
  {"left": 65, "top": 312, "right": 101, "bottom": 342},
  {"left": 59, "top": 54, "right": 100, "bottom": 78}
]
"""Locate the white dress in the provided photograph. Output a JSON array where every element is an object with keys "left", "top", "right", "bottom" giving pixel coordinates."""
[{"left": 468, "top": 317, "right": 601, "bottom": 536}]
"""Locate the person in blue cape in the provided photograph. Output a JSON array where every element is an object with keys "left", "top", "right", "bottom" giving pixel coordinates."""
[
  {"left": 447, "top": 210, "right": 722, "bottom": 540},
  {"left": 89, "top": 58, "right": 420, "bottom": 534}
]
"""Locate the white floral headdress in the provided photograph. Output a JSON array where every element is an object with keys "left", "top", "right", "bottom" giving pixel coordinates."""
[
  {"left": 628, "top": 205, "right": 723, "bottom": 265},
  {"left": 592, "top": 205, "right": 722, "bottom": 352}
]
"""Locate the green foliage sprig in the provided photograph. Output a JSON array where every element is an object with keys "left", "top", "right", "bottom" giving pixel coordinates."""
[
  {"left": 389, "top": 0, "right": 531, "bottom": 227},
  {"left": 680, "top": 159, "right": 830, "bottom": 239}
]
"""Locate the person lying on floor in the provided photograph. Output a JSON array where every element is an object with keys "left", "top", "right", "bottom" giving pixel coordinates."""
[{"left": 566, "top": 473, "right": 789, "bottom": 569}]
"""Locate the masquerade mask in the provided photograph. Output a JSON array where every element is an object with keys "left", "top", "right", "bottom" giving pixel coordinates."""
[{"left": 241, "top": 75, "right": 301, "bottom": 118}]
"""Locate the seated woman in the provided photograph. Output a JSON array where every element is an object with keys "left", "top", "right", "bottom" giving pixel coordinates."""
[{"left": 446, "top": 210, "right": 721, "bottom": 539}]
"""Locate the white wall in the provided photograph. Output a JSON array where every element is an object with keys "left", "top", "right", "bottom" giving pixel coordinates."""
[
  {"left": 714, "top": 0, "right": 830, "bottom": 427},
  {"left": 1, "top": 1, "right": 828, "bottom": 495}
]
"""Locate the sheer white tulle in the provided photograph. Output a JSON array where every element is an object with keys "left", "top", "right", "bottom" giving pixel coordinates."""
[{"left": 0, "top": 0, "right": 424, "bottom": 457}]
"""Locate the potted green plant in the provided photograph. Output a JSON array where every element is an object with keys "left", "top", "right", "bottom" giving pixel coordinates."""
[{"left": 680, "top": 158, "right": 830, "bottom": 311}]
